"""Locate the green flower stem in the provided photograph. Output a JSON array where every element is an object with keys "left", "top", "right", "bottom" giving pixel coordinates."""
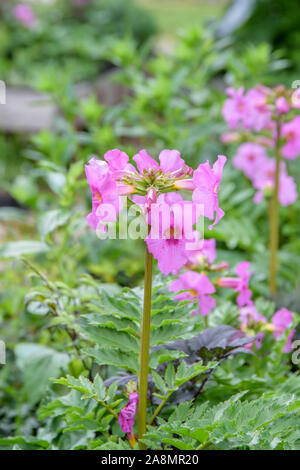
[
  {"left": 99, "top": 400, "right": 119, "bottom": 420},
  {"left": 269, "top": 116, "right": 282, "bottom": 294},
  {"left": 148, "top": 391, "right": 173, "bottom": 426},
  {"left": 137, "top": 245, "right": 153, "bottom": 449},
  {"left": 196, "top": 440, "right": 211, "bottom": 450}
]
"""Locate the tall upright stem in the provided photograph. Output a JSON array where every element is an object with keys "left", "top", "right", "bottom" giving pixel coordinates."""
[
  {"left": 269, "top": 117, "right": 281, "bottom": 294},
  {"left": 137, "top": 246, "right": 153, "bottom": 449}
]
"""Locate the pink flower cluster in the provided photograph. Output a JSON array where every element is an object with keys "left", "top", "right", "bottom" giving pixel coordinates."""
[
  {"left": 241, "top": 306, "right": 295, "bottom": 353},
  {"left": 222, "top": 86, "right": 272, "bottom": 132},
  {"left": 222, "top": 85, "right": 299, "bottom": 207},
  {"left": 13, "top": 4, "right": 37, "bottom": 28},
  {"left": 85, "top": 149, "right": 227, "bottom": 276},
  {"left": 216, "top": 261, "right": 295, "bottom": 352},
  {"left": 119, "top": 392, "right": 139, "bottom": 435},
  {"left": 233, "top": 142, "right": 298, "bottom": 206},
  {"left": 168, "top": 238, "right": 296, "bottom": 350},
  {"left": 168, "top": 234, "right": 228, "bottom": 317}
]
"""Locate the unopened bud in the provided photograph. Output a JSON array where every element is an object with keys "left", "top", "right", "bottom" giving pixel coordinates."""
[
  {"left": 210, "top": 261, "right": 229, "bottom": 272},
  {"left": 145, "top": 187, "right": 157, "bottom": 211}
]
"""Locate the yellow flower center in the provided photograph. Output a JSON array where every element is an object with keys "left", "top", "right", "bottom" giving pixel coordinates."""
[
  {"left": 189, "top": 289, "right": 198, "bottom": 297},
  {"left": 95, "top": 191, "right": 102, "bottom": 202}
]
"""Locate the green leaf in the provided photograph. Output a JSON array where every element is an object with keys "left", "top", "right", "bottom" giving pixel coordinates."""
[
  {"left": 54, "top": 375, "right": 94, "bottom": 396},
  {"left": 152, "top": 371, "right": 167, "bottom": 394},
  {"left": 15, "top": 343, "right": 69, "bottom": 405},
  {"left": 0, "top": 436, "right": 50, "bottom": 450},
  {"left": 80, "top": 323, "right": 139, "bottom": 353},
  {"left": 165, "top": 363, "right": 175, "bottom": 389},
  {"left": 162, "top": 438, "right": 194, "bottom": 450},
  {"left": 84, "top": 348, "right": 139, "bottom": 373},
  {"left": 0, "top": 241, "right": 50, "bottom": 259},
  {"left": 38, "top": 209, "right": 70, "bottom": 240},
  {"left": 175, "top": 361, "right": 213, "bottom": 387},
  {"left": 149, "top": 349, "right": 187, "bottom": 369},
  {"left": 94, "top": 374, "right": 106, "bottom": 401}
]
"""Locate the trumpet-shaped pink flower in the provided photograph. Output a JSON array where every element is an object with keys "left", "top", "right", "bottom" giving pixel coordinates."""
[
  {"left": 271, "top": 308, "right": 293, "bottom": 339},
  {"left": 233, "top": 143, "right": 269, "bottom": 180},
  {"left": 132, "top": 149, "right": 192, "bottom": 179},
  {"left": 104, "top": 148, "right": 129, "bottom": 172},
  {"left": 13, "top": 4, "right": 37, "bottom": 28},
  {"left": 133, "top": 149, "right": 159, "bottom": 174},
  {"left": 238, "top": 305, "right": 267, "bottom": 350},
  {"left": 145, "top": 195, "right": 196, "bottom": 275},
  {"left": 85, "top": 158, "right": 120, "bottom": 231},
  {"left": 158, "top": 149, "right": 184, "bottom": 174},
  {"left": 192, "top": 155, "right": 227, "bottom": 229},
  {"left": 186, "top": 232, "right": 216, "bottom": 266},
  {"left": 218, "top": 261, "right": 252, "bottom": 307},
  {"left": 104, "top": 149, "right": 136, "bottom": 179},
  {"left": 239, "top": 304, "right": 267, "bottom": 329},
  {"left": 119, "top": 392, "right": 139, "bottom": 434},
  {"left": 281, "top": 116, "right": 300, "bottom": 159},
  {"left": 235, "top": 261, "right": 253, "bottom": 307},
  {"left": 169, "top": 271, "right": 216, "bottom": 316}
]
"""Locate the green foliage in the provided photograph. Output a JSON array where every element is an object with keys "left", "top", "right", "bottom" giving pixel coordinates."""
[
  {"left": 15, "top": 344, "right": 69, "bottom": 405},
  {"left": 80, "top": 279, "right": 201, "bottom": 375},
  {"left": 0, "top": 0, "right": 157, "bottom": 85},
  {"left": 144, "top": 392, "right": 300, "bottom": 450}
]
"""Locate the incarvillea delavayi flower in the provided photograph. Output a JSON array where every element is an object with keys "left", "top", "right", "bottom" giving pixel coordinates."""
[{"left": 85, "top": 148, "right": 227, "bottom": 276}]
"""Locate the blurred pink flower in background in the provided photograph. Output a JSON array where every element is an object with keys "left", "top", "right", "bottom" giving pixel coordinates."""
[
  {"left": 271, "top": 308, "right": 293, "bottom": 339},
  {"left": 271, "top": 308, "right": 295, "bottom": 353},
  {"left": 218, "top": 261, "right": 252, "bottom": 308},
  {"left": 169, "top": 271, "right": 216, "bottom": 316},
  {"left": 281, "top": 116, "right": 300, "bottom": 159},
  {"left": 222, "top": 87, "right": 248, "bottom": 130},
  {"left": 252, "top": 160, "right": 298, "bottom": 206},
  {"left": 243, "top": 86, "right": 272, "bottom": 132},
  {"left": 275, "top": 96, "right": 290, "bottom": 115},
  {"left": 233, "top": 142, "right": 269, "bottom": 179},
  {"left": 239, "top": 304, "right": 267, "bottom": 329},
  {"left": 220, "top": 132, "right": 241, "bottom": 144},
  {"left": 187, "top": 233, "right": 216, "bottom": 266},
  {"left": 223, "top": 86, "right": 272, "bottom": 132},
  {"left": 13, "top": 4, "right": 37, "bottom": 28}
]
